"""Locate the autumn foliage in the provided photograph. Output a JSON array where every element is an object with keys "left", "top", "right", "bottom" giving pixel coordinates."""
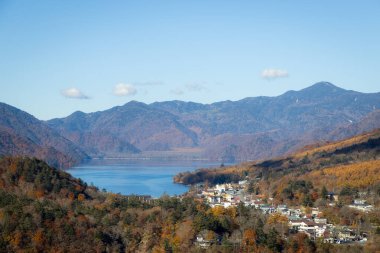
[{"left": 1, "top": 124, "right": 380, "bottom": 253}]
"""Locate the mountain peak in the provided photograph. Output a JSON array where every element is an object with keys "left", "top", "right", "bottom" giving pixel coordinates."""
[
  {"left": 313, "top": 81, "right": 337, "bottom": 87},
  {"left": 288, "top": 82, "right": 350, "bottom": 100},
  {"left": 122, "top": 100, "right": 147, "bottom": 107},
  {"left": 302, "top": 81, "right": 345, "bottom": 92},
  {"left": 71, "top": 110, "right": 86, "bottom": 117}
]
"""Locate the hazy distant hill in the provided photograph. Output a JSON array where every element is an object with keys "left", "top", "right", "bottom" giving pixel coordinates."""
[
  {"left": 326, "top": 110, "right": 380, "bottom": 141},
  {"left": 0, "top": 103, "right": 88, "bottom": 168},
  {"left": 47, "top": 101, "right": 198, "bottom": 157},
  {"left": 48, "top": 82, "right": 380, "bottom": 161}
]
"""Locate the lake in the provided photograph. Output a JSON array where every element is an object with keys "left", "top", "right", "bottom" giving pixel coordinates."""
[{"left": 67, "top": 159, "right": 223, "bottom": 197}]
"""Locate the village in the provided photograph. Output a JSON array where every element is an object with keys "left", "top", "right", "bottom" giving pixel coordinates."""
[{"left": 194, "top": 180, "right": 374, "bottom": 248}]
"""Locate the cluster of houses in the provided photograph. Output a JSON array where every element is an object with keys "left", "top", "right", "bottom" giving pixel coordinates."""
[
  {"left": 196, "top": 181, "right": 371, "bottom": 245},
  {"left": 199, "top": 181, "right": 247, "bottom": 208},
  {"left": 348, "top": 199, "right": 374, "bottom": 212}
]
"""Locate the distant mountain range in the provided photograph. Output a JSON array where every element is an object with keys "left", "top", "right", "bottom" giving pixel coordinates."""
[
  {"left": 46, "top": 82, "right": 380, "bottom": 162},
  {"left": 0, "top": 103, "right": 88, "bottom": 168},
  {"left": 1, "top": 82, "right": 379, "bottom": 167}
]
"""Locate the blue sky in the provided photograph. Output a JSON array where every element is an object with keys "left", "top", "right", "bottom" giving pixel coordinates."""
[{"left": 0, "top": 0, "right": 379, "bottom": 120}]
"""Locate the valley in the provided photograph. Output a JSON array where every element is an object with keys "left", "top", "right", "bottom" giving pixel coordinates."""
[
  {"left": 0, "top": 82, "right": 379, "bottom": 252},
  {"left": 1, "top": 2, "right": 379, "bottom": 251},
  {"left": 0, "top": 127, "right": 379, "bottom": 252}
]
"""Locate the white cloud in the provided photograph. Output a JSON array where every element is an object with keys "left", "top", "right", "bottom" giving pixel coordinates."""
[
  {"left": 113, "top": 83, "right": 137, "bottom": 96},
  {"left": 170, "top": 88, "right": 184, "bottom": 95},
  {"left": 61, "top": 88, "right": 89, "bottom": 99},
  {"left": 261, "top": 69, "right": 289, "bottom": 80}
]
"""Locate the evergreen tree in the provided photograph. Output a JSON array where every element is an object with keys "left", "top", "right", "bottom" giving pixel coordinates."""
[{"left": 321, "top": 186, "right": 328, "bottom": 199}]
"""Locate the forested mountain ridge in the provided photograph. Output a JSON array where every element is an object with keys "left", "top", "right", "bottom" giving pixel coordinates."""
[
  {"left": 1, "top": 110, "right": 379, "bottom": 252},
  {"left": 174, "top": 128, "right": 380, "bottom": 195},
  {"left": 47, "top": 101, "right": 198, "bottom": 157},
  {"left": 0, "top": 157, "right": 125, "bottom": 252},
  {"left": 48, "top": 82, "right": 380, "bottom": 161},
  {"left": 0, "top": 103, "right": 88, "bottom": 168},
  {"left": 1, "top": 82, "right": 379, "bottom": 166}
]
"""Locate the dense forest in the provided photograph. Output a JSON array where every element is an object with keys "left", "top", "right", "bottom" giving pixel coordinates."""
[{"left": 0, "top": 156, "right": 379, "bottom": 252}]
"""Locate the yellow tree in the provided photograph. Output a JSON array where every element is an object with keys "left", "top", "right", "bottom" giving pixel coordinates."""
[
  {"left": 242, "top": 228, "right": 257, "bottom": 252},
  {"left": 32, "top": 228, "right": 45, "bottom": 248},
  {"left": 211, "top": 206, "right": 225, "bottom": 217},
  {"left": 267, "top": 213, "right": 288, "bottom": 225}
]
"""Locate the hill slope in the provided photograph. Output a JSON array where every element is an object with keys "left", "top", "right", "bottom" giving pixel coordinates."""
[
  {"left": 0, "top": 157, "right": 125, "bottom": 251},
  {"left": 47, "top": 101, "right": 198, "bottom": 157},
  {"left": 174, "top": 128, "right": 380, "bottom": 193},
  {"left": 0, "top": 103, "right": 88, "bottom": 168}
]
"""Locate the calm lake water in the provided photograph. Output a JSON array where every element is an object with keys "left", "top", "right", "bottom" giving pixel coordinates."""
[{"left": 67, "top": 159, "right": 223, "bottom": 197}]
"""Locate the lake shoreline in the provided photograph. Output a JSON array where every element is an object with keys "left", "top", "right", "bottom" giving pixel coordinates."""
[{"left": 66, "top": 159, "right": 224, "bottom": 197}]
